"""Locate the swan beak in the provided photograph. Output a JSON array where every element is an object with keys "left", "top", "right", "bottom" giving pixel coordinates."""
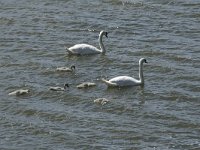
[{"left": 105, "top": 32, "right": 108, "bottom": 38}]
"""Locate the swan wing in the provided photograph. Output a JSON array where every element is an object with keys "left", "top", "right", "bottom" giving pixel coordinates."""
[
  {"left": 67, "top": 44, "right": 101, "bottom": 55},
  {"left": 101, "top": 78, "right": 118, "bottom": 87},
  {"left": 109, "top": 76, "right": 140, "bottom": 86}
]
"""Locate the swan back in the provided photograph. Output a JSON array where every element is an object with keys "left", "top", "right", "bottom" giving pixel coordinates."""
[
  {"left": 67, "top": 44, "right": 101, "bottom": 55},
  {"left": 109, "top": 76, "right": 140, "bottom": 86}
]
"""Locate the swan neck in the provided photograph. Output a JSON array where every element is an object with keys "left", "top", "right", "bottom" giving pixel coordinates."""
[
  {"left": 99, "top": 32, "right": 106, "bottom": 53},
  {"left": 139, "top": 61, "right": 144, "bottom": 85}
]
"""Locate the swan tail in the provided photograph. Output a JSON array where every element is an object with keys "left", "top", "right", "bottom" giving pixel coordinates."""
[
  {"left": 65, "top": 46, "right": 73, "bottom": 54},
  {"left": 101, "top": 78, "right": 117, "bottom": 87}
]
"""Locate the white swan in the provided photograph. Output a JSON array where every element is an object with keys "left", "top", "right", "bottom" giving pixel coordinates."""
[
  {"left": 56, "top": 65, "right": 75, "bottom": 72},
  {"left": 49, "top": 83, "right": 69, "bottom": 91},
  {"left": 66, "top": 30, "right": 108, "bottom": 55},
  {"left": 102, "top": 58, "right": 147, "bottom": 87}
]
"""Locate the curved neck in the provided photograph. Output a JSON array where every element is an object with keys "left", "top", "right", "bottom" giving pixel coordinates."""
[
  {"left": 139, "top": 62, "right": 144, "bottom": 85},
  {"left": 99, "top": 33, "right": 106, "bottom": 54}
]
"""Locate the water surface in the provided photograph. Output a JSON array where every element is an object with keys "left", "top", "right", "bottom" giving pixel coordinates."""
[{"left": 0, "top": 0, "right": 200, "bottom": 149}]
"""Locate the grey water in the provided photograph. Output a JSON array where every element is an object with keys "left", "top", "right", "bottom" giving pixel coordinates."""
[{"left": 0, "top": 0, "right": 200, "bottom": 149}]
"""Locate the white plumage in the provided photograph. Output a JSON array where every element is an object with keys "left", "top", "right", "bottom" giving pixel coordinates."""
[
  {"left": 94, "top": 98, "right": 109, "bottom": 105},
  {"left": 8, "top": 89, "right": 30, "bottom": 96},
  {"left": 102, "top": 58, "right": 147, "bottom": 87},
  {"left": 56, "top": 65, "right": 75, "bottom": 72},
  {"left": 66, "top": 31, "right": 108, "bottom": 55},
  {"left": 49, "top": 83, "right": 69, "bottom": 91},
  {"left": 76, "top": 82, "right": 96, "bottom": 89}
]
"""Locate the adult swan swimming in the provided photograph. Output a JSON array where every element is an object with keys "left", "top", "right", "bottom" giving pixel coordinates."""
[
  {"left": 66, "top": 30, "right": 108, "bottom": 55},
  {"left": 102, "top": 58, "right": 147, "bottom": 87}
]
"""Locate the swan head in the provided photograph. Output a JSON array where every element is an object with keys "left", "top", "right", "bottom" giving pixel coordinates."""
[
  {"left": 139, "top": 58, "right": 148, "bottom": 64},
  {"left": 70, "top": 65, "right": 76, "bottom": 70},
  {"left": 100, "top": 30, "right": 108, "bottom": 38}
]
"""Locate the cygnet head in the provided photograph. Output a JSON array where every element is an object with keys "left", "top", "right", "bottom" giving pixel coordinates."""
[
  {"left": 100, "top": 30, "right": 108, "bottom": 38},
  {"left": 70, "top": 65, "right": 76, "bottom": 70},
  {"left": 64, "top": 83, "right": 69, "bottom": 89}
]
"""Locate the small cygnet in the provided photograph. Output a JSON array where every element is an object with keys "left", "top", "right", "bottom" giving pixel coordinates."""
[
  {"left": 56, "top": 65, "right": 75, "bottom": 72},
  {"left": 49, "top": 83, "right": 69, "bottom": 91},
  {"left": 76, "top": 82, "right": 96, "bottom": 89},
  {"left": 94, "top": 98, "right": 109, "bottom": 105},
  {"left": 8, "top": 89, "right": 30, "bottom": 96}
]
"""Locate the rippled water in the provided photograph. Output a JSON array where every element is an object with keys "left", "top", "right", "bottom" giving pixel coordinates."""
[{"left": 1, "top": 0, "right": 200, "bottom": 149}]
